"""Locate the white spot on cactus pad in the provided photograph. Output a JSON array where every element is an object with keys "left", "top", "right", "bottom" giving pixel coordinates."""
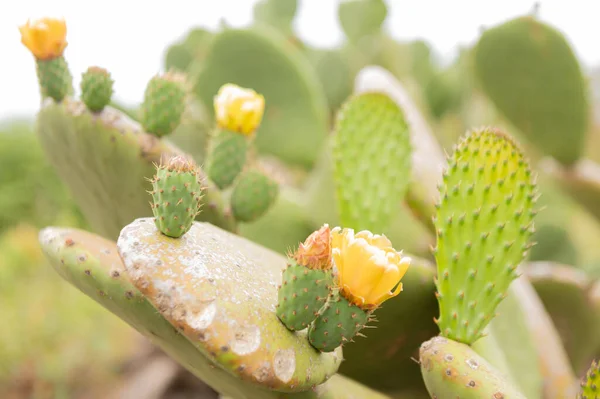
[
  {"left": 230, "top": 324, "right": 261, "bottom": 355},
  {"left": 274, "top": 349, "right": 296, "bottom": 383},
  {"left": 188, "top": 303, "right": 217, "bottom": 330}
]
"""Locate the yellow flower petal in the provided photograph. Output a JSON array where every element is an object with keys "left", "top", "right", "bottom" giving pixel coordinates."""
[
  {"left": 213, "top": 83, "right": 265, "bottom": 136},
  {"left": 19, "top": 17, "right": 67, "bottom": 60}
]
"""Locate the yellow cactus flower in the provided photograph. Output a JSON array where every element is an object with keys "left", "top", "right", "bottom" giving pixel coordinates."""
[
  {"left": 19, "top": 17, "right": 68, "bottom": 60},
  {"left": 331, "top": 227, "right": 410, "bottom": 310},
  {"left": 214, "top": 83, "right": 265, "bottom": 136},
  {"left": 293, "top": 224, "right": 332, "bottom": 269}
]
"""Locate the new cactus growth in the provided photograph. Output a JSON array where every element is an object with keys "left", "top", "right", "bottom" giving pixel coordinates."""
[
  {"left": 80, "top": 66, "right": 114, "bottom": 112},
  {"left": 433, "top": 127, "right": 538, "bottom": 345},
  {"left": 579, "top": 360, "right": 600, "bottom": 399},
  {"left": 332, "top": 92, "right": 411, "bottom": 233},
  {"left": 276, "top": 224, "right": 334, "bottom": 331},
  {"left": 150, "top": 156, "right": 204, "bottom": 238},
  {"left": 141, "top": 71, "right": 187, "bottom": 137},
  {"left": 206, "top": 84, "right": 264, "bottom": 190},
  {"left": 19, "top": 17, "right": 73, "bottom": 102},
  {"left": 308, "top": 228, "right": 411, "bottom": 352},
  {"left": 230, "top": 169, "right": 279, "bottom": 223},
  {"left": 419, "top": 336, "right": 527, "bottom": 398}
]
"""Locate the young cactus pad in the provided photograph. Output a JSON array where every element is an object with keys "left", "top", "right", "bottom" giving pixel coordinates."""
[
  {"left": 276, "top": 225, "right": 333, "bottom": 331},
  {"left": 338, "top": 0, "right": 387, "bottom": 43},
  {"left": 579, "top": 360, "right": 600, "bottom": 399},
  {"left": 150, "top": 156, "right": 204, "bottom": 238},
  {"left": 419, "top": 336, "right": 527, "bottom": 399},
  {"left": 332, "top": 92, "right": 411, "bottom": 233},
  {"left": 433, "top": 127, "right": 538, "bottom": 345},
  {"left": 39, "top": 226, "right": 386, "bottom": 399},
  {"left": 80, "top": 66, "right": 114, "bottom": 112},
  {"left": 118, "top": 218, "right": 343, "bottom": 392},
  {"left": 231, "top": 170, "right": 279, "bottom": 223},
  {"left": 141, "top": 72, "right": 187, "bottom": 137},
  {"left": 474, "top": 16, "right": 589, "bottom": 166}
]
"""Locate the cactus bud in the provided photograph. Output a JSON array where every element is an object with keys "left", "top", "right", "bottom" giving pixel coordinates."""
[
  {"left": 141, "top": 71, "right": 187, "bottom": 137},
  {"left": 80, "top": 66, "right": 114, "bottom": 112}
]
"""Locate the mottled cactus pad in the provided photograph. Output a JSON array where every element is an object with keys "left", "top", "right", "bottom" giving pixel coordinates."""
[
  {"left": 433, "top": 127, "right": 538, "bottom": 344},
  {"left": 117, "top": 218, "right": 343, "bottom": 392}
]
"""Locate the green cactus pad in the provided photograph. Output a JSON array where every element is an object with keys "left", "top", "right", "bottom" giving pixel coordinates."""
[
  {"left": 332, "top": 92, "right": 411, "bottom": 232},
  {"left": 308, "top": 293, "right": 369, "bottom": 353},
  {"left": 80, "top": 66, "right": 114, "bottom": 112},
  {"left": 338, "top": 0, "right": 387, "bottom": 43},
  {"left": 35, "top": 100, "right": 235, "bottom": 240},
  {"left": 150, "top": 157, "right": 204, "bottom": 238},
  {"left": 579, "top": 360, "right": 600, "bottom": 399},
  {"left": 118, "top": 218, "right": 344, "bottom": 392},
  {"left": 306, "top": 49, "right": 353, "bottom": 112},
  {"left": 206, "top": 129, "right": 249, "bottom": 190},
  {"left": 253, "top": 0, "right": 298, "bottom": 36},
  {"left": 39, "top": 226, "right": 388, "bottom": 399},
  {"left": 526, "top": 262, "right": 600, "bottom": 375},
  {"left": 141, "top": 73, "right": 187, "bottom": 137},
  {"left": 433, "top": 127, "right": 538, "bottom": 345},
  {"left": 164, "top": 28, "right": 213, "bottom": 72},
  {"left": 193, "top": 27, "right": 329, "bottom": 168},
  {"left": 231, "top": 170, "right": 279, "bottom": 223},
  {"left": 474, "top": 16, "right": 589, "bottom": 166},
  {"left": 36, "top": 56, "right": 73, "bottom": 102},
  {"left": 276, "top": 263, "right": 332, "bottom": 331},
  {"left": 419, "top": 336, "right": 527, "bottom": 399}
]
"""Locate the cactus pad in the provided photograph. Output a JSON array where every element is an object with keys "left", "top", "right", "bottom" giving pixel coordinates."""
[
  {"left": 80, "top": 66, "right": 114, "bottom": 112},
  {"left": 276, "top": 263, "right": 332, "bottom": 331},
  {"left": 39, "top": 226, "right": 387, "bottom": 398},
  {"left": 338, "top": 0, "right": 387, "bottom": 43},
  {"left": 231, "top": 170, "right": 279, "bottom": 223},
  {"left": 193, "top": 27, "right": 329, "bottom": 168},
  {"left": 206, "top": 129, "right": 249, "bottom": 190},
  {"left": 35, "top": 100, "right": 235, "bottom": 240},
  {"left": 419, "top": 336, "right": 527, "bottom": 399},
  {"left": 141, "top": 72, "right": 187, "bottom": 137},
  {"left": 118, "top": 218, "right": 343, "bottom": 392},
  {"left": 474, "top": 16, "right": 589, "bottom": 166},
  {"left": 36, "top": 57, "right": 73, "bottom": 102},
  {"left": 332, "top": 92, "right": 411, "bottom": 232},
  {"left": 433, "top": 127, "right": 538, "bottom": 345},
  {"left": 308, "top": 293, "right": 369, "bottom": 353},
  {"left": 150, "top": 157, "right": 204, "bottom": 238},
  {"left": 579, "top": 360, "right": 600, "bottom": 399}
]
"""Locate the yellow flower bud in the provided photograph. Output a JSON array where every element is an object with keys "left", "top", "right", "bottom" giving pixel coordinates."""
[
  {"left": 331, "top": 227, "right": 410, "bottom": 310},
  {"left": 19, "top": 17, "right": 68, "bottom": 60},
  {"left": 293, "top": 224, "right": 332, "bottom": 270},
  {"left": 214, "top": 83, "right": 265, "bottom": 136}
]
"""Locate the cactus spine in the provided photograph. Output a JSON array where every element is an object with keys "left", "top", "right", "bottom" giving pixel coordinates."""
[
  {"left": 150, "top": 156, "right": 204, "bottom": 238},
  {"left": 433, "top": 127, "right": 538, "bottom": 344},
  {"left": 579, "top": 360, "right": 600, "bottom": 399},
  {"left": 80, "top": 66, "right": 114, "bottom": 112},
  {"left": 141, "top": 72, "right": 187, "bottom": 137}
]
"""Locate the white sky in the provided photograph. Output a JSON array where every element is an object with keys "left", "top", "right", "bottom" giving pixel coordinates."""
[{"left": 1, "top": 0, "right": 599, "bottom": 120}]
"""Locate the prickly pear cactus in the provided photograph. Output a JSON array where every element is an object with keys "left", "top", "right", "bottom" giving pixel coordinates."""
[
  {"left": 150, "top": 156, "right": 204, "bottom": 238},
  {"left": 419, "top": 336, "right": 527, "bottom": 398},
  {"left": 332, "top": 92, "right": 411, "bottom": 233},
  {"left": 474, "top": 16, "right": 589, "bottom": 166},
  {"left": 80, "top": 66, "right": 114, "bottom": 112},
  {"left": 231, "top": 170, "right": 279, "bottom": 223},
  {"left": 164, "top": 28, "right": 213, "bottom": 72},
  {"left": 141, "top": 72, "right": 188, "bottom": 137},
  {"left": 579, "top": 360, "right": 600, "bottom": 399},
  {"left": 338, "top": 0, "right": 387, "bottom": 43},
  {"left": 253, "top": 0, "right": 298, "bottom": 37},
  {"left": 193, "top": 27, "right": 329, "bottom": 168},
  {"left": 433, "top": 127, "right": 538, "bottom": 344}
]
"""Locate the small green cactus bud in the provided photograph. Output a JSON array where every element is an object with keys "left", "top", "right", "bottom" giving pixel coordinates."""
[
  {"left": 206, "top": 129, "right": 249, "bottom": 190},
  {"left": 150, "top": 156, "right": 204, "bottom": 238},
  {"left": 579, "top": 360, "right": 600, "bottom": 399},
  {"left": 80, "top": 66, "right": 114, "bottom": 112},
  {"left": 277, "top": 225, "right": 334, "bottom": 331},
  {"left": 230, "top": 170, "right": 279, "bottom": 223},
  {"left": 35, "top": 57, "right": 73, "bottom": 102},
  {"left": 141, "top": 72, "right": 187, "bottom": 137}
]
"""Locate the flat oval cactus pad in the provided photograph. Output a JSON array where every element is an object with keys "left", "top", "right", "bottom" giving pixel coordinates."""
[{"left": 117, "top": 218, "right": 343, "bottom": 392}]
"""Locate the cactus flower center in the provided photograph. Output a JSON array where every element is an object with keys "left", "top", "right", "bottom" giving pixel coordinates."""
[
  {"left": 214, "top": 83, "right": 265, "bottom": 136},
  {"left": 293, "top": 224, "right": 332, "bottom": 270},
  {"left": 19, "top": 17, "right": 67, "bottom": 60},
  {"left": 331, "top": 227, "right": 410, "bottom": 310}
]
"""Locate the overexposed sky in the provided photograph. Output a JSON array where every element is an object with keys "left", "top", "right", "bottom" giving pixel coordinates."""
[{"left": 1, "top": 0, "right": 599, "bottom": 120}]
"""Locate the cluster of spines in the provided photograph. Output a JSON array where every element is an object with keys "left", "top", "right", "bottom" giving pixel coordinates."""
[
  {"left": 432, "top": 127, "right": 538, "bottom": 345},
  {"left": 80, "top": 66, "right": 114, "bottom": 112},
  {"left": 141, "top": 71, "right": 188, "bottom": 137},
  {"left": 149, "top": 156, "right": 204, "bottom": 238},
  {"left": 579, "top": 360, "right": 600, "bottom": 399}
]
